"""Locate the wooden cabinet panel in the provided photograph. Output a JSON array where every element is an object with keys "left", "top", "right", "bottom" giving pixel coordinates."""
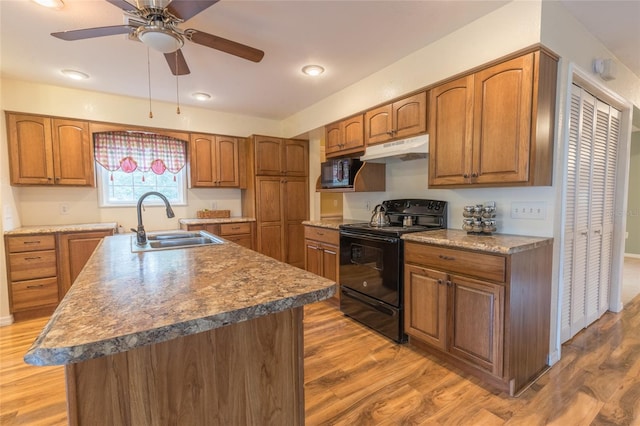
[
  {"left": 51, "top": 119, "right": 94, "bottom": 186},
  {"left": 321, "top": 247, "right": 338, "bottom": 282},
  {"left": 219, "top": 223, "right": 252, "bottom": 236},
  {"left": 326, "top": 115, "right": 365, "bottom": 159},
  {"left": 7, "top": 114, "right": 54, "bottom": 185},
  {"left": 255, "top": 136, "right": 283, "bottom": 176},
  {"left": 284, "top": 140, "right": 308, "bottom": 177},
  {"left": 429, "top": 49, "right": 556, "bottom": 187},
  {"left": 6, "top": 113, "right": 94, "bottom": 186},
  {"left": 57, "top": 230, "right": 113, "bottom": 298},
  {"left": 183, "top": 222, "right": 253, "bottom": 250},
  {"left": 404, "top": 265, "right": 448, "bottom": 349},
  {"left": 259, "top": 224, "right": 283, "bottom": 261},
  {"left": 189, "top": 134, "right": 242, "bottom": 188},
  {"left": 7, "top": 235, "right": 55, "bottom": 253},
  {"left": 304, "top": 226, "right": 339, "bottom": 298},
  {"left": 449, "top": 275, "right": 504, "bottom": 376},
  {"left": 304, "top": 226, "right": 339, "bottom": 246},
  {"left": 365, "top": 92, "right": 426, "bottom": 146},
  {"left": 9, "top": 250, "right": 57, "bottom": 281},
  {"left": 257, "top": 177, "right": 283, "bottom": 223},
  {"left": 224, "top": 234, "right": 253, "bottom": 250},
  {"left": 11, "top": 277, "right": 59, "bottom": 311}
]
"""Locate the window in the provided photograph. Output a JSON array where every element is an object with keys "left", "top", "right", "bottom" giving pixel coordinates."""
[{"left": 94, "top": 131, "right": 187, "bottom": 207}]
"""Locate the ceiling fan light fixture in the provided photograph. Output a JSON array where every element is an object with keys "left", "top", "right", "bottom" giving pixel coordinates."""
[
  {"left": 138, "top": 27, "right": 184, "bottom": 53},
  {"left": 61, "top": 69, "right": 89, "bottom": 80},
  {"left": 302, "top": 65, "right": 325, "bottom": 76},
  {"left": 32, "top": 0, "right": 64, "bottom": 9},
  {"left": 192, "top": 92, "right": 212, "bottom": 101}
]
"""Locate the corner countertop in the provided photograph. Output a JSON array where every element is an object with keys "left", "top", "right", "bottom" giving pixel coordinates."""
[
  {"left": 179, "top": 217, "right": 255, "bottom": 225},
  {"left": 4, "top": 222, "right": 118, "bottom": 236},
  {"left": 402, "top": 229, "right": 553, "bottom": 255},
  {"left": 24, "top": 233, "right": 335, "bottom": 366}
]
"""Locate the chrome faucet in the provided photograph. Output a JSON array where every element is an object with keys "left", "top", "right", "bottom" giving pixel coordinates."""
[{"left": 131, "top": 191, "right": 175, "bottom": 246}]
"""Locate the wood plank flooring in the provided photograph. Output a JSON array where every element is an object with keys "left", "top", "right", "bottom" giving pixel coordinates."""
[{"left": 2, "top": 294, "right": 639, "bottom": 425}]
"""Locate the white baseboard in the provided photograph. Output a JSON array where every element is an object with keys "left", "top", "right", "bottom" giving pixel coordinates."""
[
  {"left": 547, "top": 350, "right": 560, "bottom": 366},
  {"left": 624, "top": 253, "right": 640, "bottom": 259},
  {"left": 0, "top": 315, "right": 14, "bottom": 327}
]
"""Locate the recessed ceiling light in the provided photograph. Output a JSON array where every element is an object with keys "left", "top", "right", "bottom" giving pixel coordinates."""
[
  {"left": 32, "top": 0, "right": 64, "bottom": 9},
  {"left": 301, "top": 65, "right": 325, "bottom": 76},
  {"left": 61, "top": 69, "right": 89, "bottom": 80},
  {"left": 192, "top": 92, "right": 212, "bottom": 101}
]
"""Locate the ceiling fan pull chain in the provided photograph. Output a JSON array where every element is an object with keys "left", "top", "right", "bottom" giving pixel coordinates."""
[
  {"left": 175, "top": 53, "right": 181, "bottom": 115},
  {"left": 147, "top": 47, "right": 153, "bottom": 119}
]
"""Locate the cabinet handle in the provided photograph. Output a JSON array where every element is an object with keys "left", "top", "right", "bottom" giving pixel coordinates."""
[
  {"left": 23, "top": 240, "right": 41, "bottom": 245},
  {"left": 231, "top": 226, "right": 240, "bottom": 230},
  {"left": 438, "top": 255, "right": 456, "bottom": 261},
  {"left": 446, "top": 280, "right": 452, "bottom": 287},
  {"left": 26, "top": 284, "right": 45, "bottom": 289},
  {"left": 24, "top": 256, "right": 42, "bottom": 261},
  {"left": 581, "top": 231, "right": 588, "bottom": 236},
  {"left": 463, "top": 174, "right": 469, "bottom": 179},
  {"left": 594, "top": 229, "right": 602, "bottom": 234},
  {"left": 437, "top": 279, "right": 443, "bottom": 285},
  {"left": 55, "top": 177, "right": 61, "bottom": 181},
  {"left": 471, "top": 173, "right": 478, "bottom": 178},
  {"left": 316, "top": 231, "right": 324, "bottom": 236}
]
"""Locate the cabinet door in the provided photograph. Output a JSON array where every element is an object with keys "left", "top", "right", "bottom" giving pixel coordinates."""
[
  {"left": 321, "top": 244, "right": 338, "bottom": 282},
  {"left": 57, "top": 231, "right": 113, "bottom": 298},
  {"left": 215, "top": 136, "right": 240, "bottom": 187},
  {"left": 51, "top": 119, "right": 94, "bottom": 186},
  {"left": 256, "top": 177, "right": 284, "bottom": 260},
  {"left": 325, "top": 122, "right": 343, "bottom": 156},
  {"left": 364, "top": 104, "right": 393, "bottom": 145},
  {"left": 342, "top": 115, "right": 365, "bottom": 152},
  {"left": 305, "top": 240, "right": 322, "bottom": 276},
  {"left": 428, "top": 76, "right": 474, "bottom": 186},
  {"left": 255, "top": 136, "right": 283, "bottom": 176},
  {"left": 283, "top": 177, "right": 308, "bottom": 268},
  {"left": 404, "top": 264, "right": 448, "bottom": 350},
  {"left": 449, "top": 275, "right": 504, "bottom": 376},
  {"left": 190, "top": 134, "right": 216, "bottom": 187},
  {"left": 472, "top": 53, "right": 533, "bottom": 184},
  {"left": 393, "top": 92, "right": 426, "bottom": 140},
  {"left": 7, "top": 114, "right": 54, "bottom": 185},
  {"left": 283, "top": 140, "right": 308, "bottom": 177}
]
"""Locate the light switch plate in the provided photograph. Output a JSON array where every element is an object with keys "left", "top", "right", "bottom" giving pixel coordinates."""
[{"left": 511, "top": 201, "right": 546, "bottom": 220}]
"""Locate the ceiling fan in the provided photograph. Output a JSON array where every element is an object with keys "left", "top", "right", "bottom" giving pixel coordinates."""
[{"left": 51, "top": 0, "right": 265, "bottom": 76}]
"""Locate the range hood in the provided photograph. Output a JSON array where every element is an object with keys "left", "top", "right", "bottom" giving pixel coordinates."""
[{"left": 360, "top": 134, "right": 429, "bottom": 161}]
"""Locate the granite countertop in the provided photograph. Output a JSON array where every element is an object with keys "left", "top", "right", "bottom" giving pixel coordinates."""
[
  {"left": 24, "top": 234, "right": 335, "bottom": 366},
  {"left": 402, "top": 229, "right": 553, "bottom": 255},
  {"left": 302, "top": 218, "right": 364, "bottom": 230},
  {"left": 179, "top": 217, "right": 255, "bottom": 225},
  {"left": 4, "top": 222, "right": 118, "bottom": 235}
]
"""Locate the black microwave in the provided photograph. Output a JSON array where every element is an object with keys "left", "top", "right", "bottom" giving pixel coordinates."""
[{"left": 320, "top": 158, "right": 363, "bottom": 189}]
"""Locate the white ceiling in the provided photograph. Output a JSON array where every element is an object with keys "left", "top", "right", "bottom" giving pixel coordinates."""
[{"left": 1, "top": 0, "right": 638, "bottom": 121}]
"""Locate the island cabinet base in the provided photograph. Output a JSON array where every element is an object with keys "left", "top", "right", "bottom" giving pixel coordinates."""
[{"left": 65, "top": 308, "right": 304, "bottom": 426}]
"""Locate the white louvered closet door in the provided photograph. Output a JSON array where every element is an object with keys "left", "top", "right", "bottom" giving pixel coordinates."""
[{"left": 561, "top": 84, "right": 620, "bottom": 343}]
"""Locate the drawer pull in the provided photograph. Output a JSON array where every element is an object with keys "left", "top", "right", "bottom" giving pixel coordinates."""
[
  {"left": 446, "top": 280, "right": 452, "bottom": 287},
  {"left": 316, "top": 231, "right": 324, "bottom": 236},
  {"left": 23, "top": 240, "right": 41, "bottom": 245},
  {"left": 437, "top": 279, "right": 443, "bottom": 285},
  {"left": 438, "top": 255, "right": 456, "bottom": 261},
  {"left": 26, "top": 284, "right": 45, "bottom": 289},
  {"left": 231, "top": 226, "right": 241, "bottom": 230},
  {"left": 24, "top": 256, "right": 42, "bottom": 260}
]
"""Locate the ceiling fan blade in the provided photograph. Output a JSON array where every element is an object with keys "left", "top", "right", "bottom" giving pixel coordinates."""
[
  {"left": 187, "top": 30, "right": 264, "bottom": 63},
  {"left": 52, "top": 25, "right": 138, "bottom": 41},
  {"left": 167, "top": 0, "right": 219, "bottom": 21},
  {"left": 105, "top": 0, "right": 137, "bottom": 12},
  {"left": 164, "top": 49, "right": 190, "bottom": 76}
]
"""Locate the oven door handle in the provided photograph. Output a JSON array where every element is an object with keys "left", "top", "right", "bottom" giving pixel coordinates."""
[{"left": 339, "top": 231, "right": 399, "bottom": 244}]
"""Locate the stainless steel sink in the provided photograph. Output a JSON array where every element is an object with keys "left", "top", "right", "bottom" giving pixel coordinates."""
[{"left": 131, "top": 230, "right": 224, "bottom": 252}]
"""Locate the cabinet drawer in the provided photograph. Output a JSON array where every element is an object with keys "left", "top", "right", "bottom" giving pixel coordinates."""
[
  {"left": 405, "top": 243, "right": 505, "bottom": 283},
  {"left": 12, "top": 277, "right": 59, "bottom": 311},
  {"left": 219, "top": 222, "right": 252, "bottom": 235},
  {"left": 7, "top": 235, "right": 56, "bottom": 253},
  {"left": 304, "top": 227, "right": 339, "bottom": 245},
  {"left": 9, "top": 250, "right": 57, "bottom": 281}
]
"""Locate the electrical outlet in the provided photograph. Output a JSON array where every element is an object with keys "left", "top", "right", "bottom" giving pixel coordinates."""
[
  {"left": 211, "top": 201, "right": 217, "bottom": 210},
  {"left": 59, "top": 203, "right": 70, "bottom": 215},
  {"left": 511, "top": 201, "right": 546, "bottom": 220},
  {"left": 366, "top": 201, "right": 371, "bottom": 211}
]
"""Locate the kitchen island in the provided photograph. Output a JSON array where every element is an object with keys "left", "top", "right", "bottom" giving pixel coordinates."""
[{"left": 24, "top": 233, "right": 335, "bottom": 425}]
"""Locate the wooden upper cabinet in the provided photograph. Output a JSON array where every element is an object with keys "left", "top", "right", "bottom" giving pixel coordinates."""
[
  {"left": 325, "top": 114, "right": 364, "bottom": 158},
  {"left": 7, "top": 113, "right": 94, "bottom": 186},
  {"left": 189, "top": 133, "right": 244, "bottom": 188},
  {"left": 254, "top": 135, "right": 308, "bottom": 177},
  {"left": 364, "top": 92, "right": 426, "bottom": 146},
  {"left": 429, "top": 49, "right": 557, "bottom": 187}
]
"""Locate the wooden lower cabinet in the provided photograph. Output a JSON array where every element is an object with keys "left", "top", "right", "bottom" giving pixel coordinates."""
[
  {"left": 404, "top": 241, "right": 551, "bottom": 395},
  {"left": 181, "top": 222, "right": 255, "bottom": 250},
  {"left": 304, "top": 226, "right": 339, "bottom": 300},
  {"left": 57, "top": 230, "right": 114, "bottom": 298}
]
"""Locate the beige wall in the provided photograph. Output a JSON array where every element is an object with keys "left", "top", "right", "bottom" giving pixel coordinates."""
[{"left": 626, "top": 131, "right": 640, "bottom": 255}]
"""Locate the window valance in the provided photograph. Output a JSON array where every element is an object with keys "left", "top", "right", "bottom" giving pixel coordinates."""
[{"left": 93, "top": 131, "right": 187, "bottom": 175}]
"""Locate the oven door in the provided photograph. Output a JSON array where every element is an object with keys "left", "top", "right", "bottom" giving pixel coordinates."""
[{"left": 339, "top": 230, "right": 402, "bottom": 306}]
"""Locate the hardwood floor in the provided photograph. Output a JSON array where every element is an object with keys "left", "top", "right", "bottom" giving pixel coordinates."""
[{"left": 2, "top": 295, "right": 639, "bottom": 425}]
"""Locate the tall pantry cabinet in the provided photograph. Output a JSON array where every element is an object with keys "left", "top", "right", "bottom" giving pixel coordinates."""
[{"left": 242, "top": 135, "right": 309, "bottom": 269}]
